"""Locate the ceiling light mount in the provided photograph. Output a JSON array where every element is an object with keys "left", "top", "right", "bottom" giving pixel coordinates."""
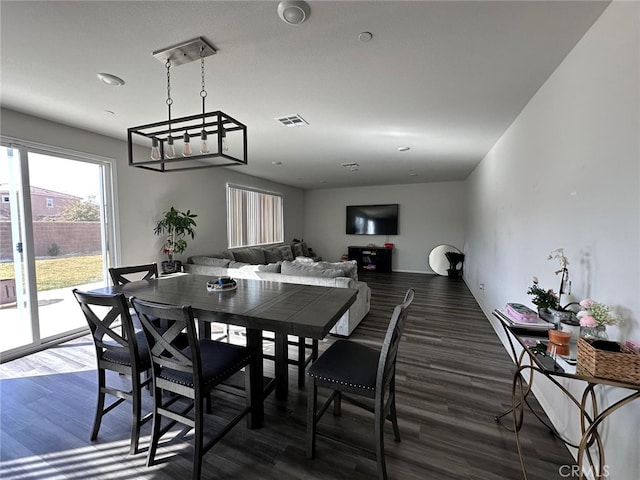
[
  {"left": 128, "top": 37, "right": 247, "bottom": 172},
  {"left": 97, "top": 73, "right": 125, "bottom": 86},
  {"left": 278, "top": 1, "right": 310, "bottom": 25}
]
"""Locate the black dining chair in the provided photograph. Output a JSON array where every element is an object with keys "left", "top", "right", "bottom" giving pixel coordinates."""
[
  {"left": 110, "top": 263, "right": 229, "bottom": 342},
  {"left": 72, "top": 289, "right": 153, "bottom": 455},
  {"left": 109, "top": 263, "right": 159, "bottom": 285},
  {"left": 130, "top": 296, "right": 255, "bottom": 480},
  {"left": 306, "top": 288, "right": 415, "bottom": 480}
]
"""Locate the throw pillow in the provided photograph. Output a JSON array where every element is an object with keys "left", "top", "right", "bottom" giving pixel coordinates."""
[
  {"left": 292, "top": 242, "right": 304, "bottom": 257},
  {"left": 276, "top": 245, "right": 294, "bottom": 261},
  {"left": 294, "top": 256, "right": 315, "bottom": 263},
  {"left": 300, "top": 241, "right": 310, "bottom": 257},
  {"left": 319, "top": 260, "right": 358, "bottom": 280}
]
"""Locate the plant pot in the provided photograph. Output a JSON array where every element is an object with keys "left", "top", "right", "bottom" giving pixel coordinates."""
[
  {"left": 161, "top": 260, "right": 182, "bottom": 274},
  {"left": 580, "top": 325, "right": 608, "bottom": 341}
]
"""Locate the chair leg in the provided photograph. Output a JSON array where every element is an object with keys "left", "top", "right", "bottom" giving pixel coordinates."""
[
  {"left": 389, "top": 385, "right": 401, "bottom": 442},
  {"left": 374, "top": 398, "right": 388, "bottom": 480},
  {"left": 91, "top": 368, "right": 106, "bottom": 441},
  {"left": 146, "top": 387, "right": 162, "bottom": 467},
  {"left": 333, "top": 391, "right": 341, "bottom": 416},
  {"left": 306, "top": 377, "right": 318, "bottom": 459},
  {"left": 129, "top": 371, "right": 143, "bottom": 455},
  {"left": 193, "top": 396, "right": 205, "bottom": 480}
]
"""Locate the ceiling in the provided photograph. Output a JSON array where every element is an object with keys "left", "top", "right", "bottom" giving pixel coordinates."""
[{"left": 0, "top": 1, "right": 610, "bottom": 190}]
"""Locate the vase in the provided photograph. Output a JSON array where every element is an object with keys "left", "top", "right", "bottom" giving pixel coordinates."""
[
  {"left": 161, "top": 260, "right": 182, "bottom": 274},
  {"left": 580, "top": 325, "right": 608, "bottom": 341}
]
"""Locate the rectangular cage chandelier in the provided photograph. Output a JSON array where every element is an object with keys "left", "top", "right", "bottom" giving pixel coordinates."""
[{"left": 128, "top": 37, "right": 247, "bottom": 172}]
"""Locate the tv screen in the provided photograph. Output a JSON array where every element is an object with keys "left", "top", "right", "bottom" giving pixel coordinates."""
[{"left": 346, "top": 204, "right": 398, "bottom": 235}]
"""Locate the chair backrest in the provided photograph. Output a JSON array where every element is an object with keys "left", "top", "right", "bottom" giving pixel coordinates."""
[
  {"left": 376, "top": 288, "right": 415, "bottom": 394},
  {"left": 109, "top": 264, "right": 158, "bottom": 286},
  {"left": 130, "top": 296, "right": 201, "bottom": 395},
  {"left": 72, "top": 288, "right": 143, "bottom": 369}
]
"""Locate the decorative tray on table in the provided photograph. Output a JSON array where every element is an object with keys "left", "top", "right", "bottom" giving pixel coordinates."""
[{"left": 206, "top": 277, "right": 237, "bottom": 292}]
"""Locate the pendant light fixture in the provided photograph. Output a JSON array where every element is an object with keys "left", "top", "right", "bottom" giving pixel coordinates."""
[{"left": 127, "top": 37, "right": 247, "bottom": 172}]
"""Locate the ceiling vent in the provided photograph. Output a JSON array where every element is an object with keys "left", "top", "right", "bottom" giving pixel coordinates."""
[
  {"left": 341, "top": 162, "right": 359, "bottom": 171},
  {"left": 275, "top": 114, "right": 308, "bottom": 127}
]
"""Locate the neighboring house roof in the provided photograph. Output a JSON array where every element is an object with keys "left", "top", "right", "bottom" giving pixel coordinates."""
[{"left": 0, "top": 184, "right": 81, "bottom": 200}]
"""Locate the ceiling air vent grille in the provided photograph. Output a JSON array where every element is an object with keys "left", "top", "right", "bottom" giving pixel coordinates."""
[
  {"left": 341, "top": 162, "right": 359, "bottom": 171},
  {"left": 275, "top": 114, "right": 309, "bottom": 127}
]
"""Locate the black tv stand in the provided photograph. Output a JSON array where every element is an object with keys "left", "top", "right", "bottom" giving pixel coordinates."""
[{"left": 348, "top": 246, "right": 392, "bottom": 273}]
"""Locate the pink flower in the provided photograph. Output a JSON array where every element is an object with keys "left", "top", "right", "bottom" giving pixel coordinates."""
[
  {"left": 579, "top": 298, "right": 594, "bottom": 309},
  {"left": 579, "top": 315, "right": 597, "bottom": 327}
]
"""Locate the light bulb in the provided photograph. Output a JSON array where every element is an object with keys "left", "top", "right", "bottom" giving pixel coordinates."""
[
  {"left": 220, "top": 129, "right": 229, "bottom": 152},
  {"left": 200, "top": 130, "right": 209, "bottom": 154},
  {"left": 150, "top": 138, "right": 160, "bottom": 161},
  {"left": 182, "top": 132, "right": 192, "bottom": 157},
  {"left": 165, "top": 137, "right": 175, "bottom": 158}
]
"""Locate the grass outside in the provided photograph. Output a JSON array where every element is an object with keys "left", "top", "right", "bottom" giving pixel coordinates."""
[{"left": 0, "top": 255, "right": 103, "bottom": 291}]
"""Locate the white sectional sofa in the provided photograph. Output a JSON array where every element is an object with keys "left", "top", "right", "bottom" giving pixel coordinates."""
[{"left": 183, "top": 243, "right": 370, "bottom": 336}]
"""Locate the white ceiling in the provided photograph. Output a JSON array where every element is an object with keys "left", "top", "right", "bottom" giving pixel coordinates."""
[{"left": 0, "top": 1, "right": 610, "bottom": 190}]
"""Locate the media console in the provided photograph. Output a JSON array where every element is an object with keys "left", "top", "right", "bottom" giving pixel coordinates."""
[{"left": 348, "top": 246, "right": 392, "bottom": 273}]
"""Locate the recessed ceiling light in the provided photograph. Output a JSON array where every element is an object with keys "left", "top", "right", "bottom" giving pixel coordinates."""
[
  {"left": 397, "top": 146, "right": 410, "bottom": 152},
  {"left": 409, "top": 172, "right": 418, "bottom": 177},
  {"left": 97, "top": 73, "right": 125, "bottom": 86},
  {"left": 358, "top": 32, "right": 373, "bottom": 42}
]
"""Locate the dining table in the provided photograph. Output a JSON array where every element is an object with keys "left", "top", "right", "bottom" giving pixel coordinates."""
[{"left": 91, "top": 273, "right": 358, "bottom": 428}]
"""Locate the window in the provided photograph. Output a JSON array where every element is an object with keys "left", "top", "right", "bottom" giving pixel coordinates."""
[
  {"left": 227, "top": 184, "right": 284, "bottom": 248},
  {"left": 46, "top": 198, "right": 53, "bottom": 208}
]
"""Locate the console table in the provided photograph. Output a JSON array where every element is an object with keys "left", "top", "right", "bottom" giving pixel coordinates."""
[
  {"left": 348, "top": 246, "right": 392, "bottom": 273},
  {"left": 492, "top": 309, "right": 640, "bottom": 480}
]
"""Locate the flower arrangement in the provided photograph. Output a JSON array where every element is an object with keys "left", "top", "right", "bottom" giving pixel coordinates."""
[
  {"left": 526, "top": 277, "right": 559, "bottom": 310},
  {"left": 577, "top": 299, "right": 619, "bottom": 327},
  {"left": 527, "top": 248, "right": 571, "bottom": 311}
]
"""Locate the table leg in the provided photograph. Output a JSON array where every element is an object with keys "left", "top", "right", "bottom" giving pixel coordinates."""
[
  {"left": 245, "top": 328, "right": 264, "bottom": 428},
  {"left": 275, "top": 332, "right": 288, "bottom": 401}
]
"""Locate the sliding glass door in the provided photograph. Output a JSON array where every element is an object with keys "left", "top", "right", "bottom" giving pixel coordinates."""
[{"left": 0, "top": 143, "right": 115, "bottom": 360}]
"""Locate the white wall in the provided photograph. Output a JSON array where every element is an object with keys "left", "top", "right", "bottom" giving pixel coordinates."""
[
  {"left": 304, "top": 182, "right": 466, "bottom": 272},
  {"left": 0, "top": 109, "right": 306, "bottom": 266},
  {"left": 464, "top": 2, "right": 639, "bottom": 478}
]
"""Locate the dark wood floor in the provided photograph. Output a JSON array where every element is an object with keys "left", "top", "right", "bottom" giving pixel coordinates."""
[{"left": 0, "top": 272, "right": 575, "bottom": 479}]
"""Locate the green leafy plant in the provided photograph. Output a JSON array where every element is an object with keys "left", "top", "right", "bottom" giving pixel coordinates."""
[
  {"left": 153, "top": 207, "right": 197, "bottom": 262},
  {"left": 527, "top": 277, "right": 559, "bottom": 310}
]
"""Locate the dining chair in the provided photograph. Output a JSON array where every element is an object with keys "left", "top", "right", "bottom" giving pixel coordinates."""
[
  {"left": 110, "top": 263, "right": 230, "bottom": 342},
  {"left": 72, "top": 289, "right": 153, "bottom": 455},
  {"left": 306, "top": 288, "right": 415, "bottom": 480},
  {"left": 130, "top": 296, "right": 255, "bottom": 480}
]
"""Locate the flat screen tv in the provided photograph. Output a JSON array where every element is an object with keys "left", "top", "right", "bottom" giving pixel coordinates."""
[{"left": 346, "top": 204, "right": 398, "bottom": 235}]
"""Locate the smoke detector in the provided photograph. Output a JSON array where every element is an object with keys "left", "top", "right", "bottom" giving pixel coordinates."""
[{"left": 278, "top": 1, "right": 310, "bottom": 25}]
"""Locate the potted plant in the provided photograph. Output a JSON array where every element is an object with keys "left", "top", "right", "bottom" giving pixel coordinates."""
[{"left": 154, "top": 207, "right": 197, "bottom": 274}]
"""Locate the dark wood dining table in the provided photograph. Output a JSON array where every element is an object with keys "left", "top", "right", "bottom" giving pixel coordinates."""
[{"left": 91, "top": 273, "right": 358, "bottom": 428}]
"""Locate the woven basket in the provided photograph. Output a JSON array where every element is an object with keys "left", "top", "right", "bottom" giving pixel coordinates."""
[{"left": 577, "top": 337, "right": 640, "bottom": 384}]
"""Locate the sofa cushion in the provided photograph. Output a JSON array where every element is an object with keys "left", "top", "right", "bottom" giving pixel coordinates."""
[
  {"left": 276, "top": 245, "right": 294, "bottom": 261},
  {"left": 281, "top": 260, "right": 343, "bottom": 278},
  {"left": 231, "top": 247, "right": 266, "bottom": 265},
  {"left": 190, "top": 256, "right": 231, "bottom": 268},
  {"left": 258, "top": 262, "right": 282, "bottom": 273},
  {"left": 300, "top": 241, "right": 310, "bottom": 256},
  {"left": 229, "top": 261, "right": 251, "bottom": 268},
  {"left": 291, "top": 242, "right": 304, "bottom": 257},
  {"left": 263, "top": 247, "right": 283, "bottom": 263}
]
